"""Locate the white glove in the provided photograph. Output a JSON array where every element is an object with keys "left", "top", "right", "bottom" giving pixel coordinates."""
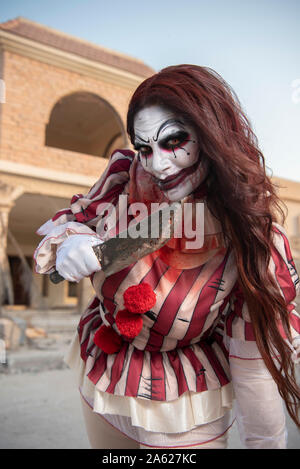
[
  {"left": 230, "top": 355, "right": 287, "bottom": 449},
  {"left": 56, "top": 234, "right": 102, "bottom": 282}
]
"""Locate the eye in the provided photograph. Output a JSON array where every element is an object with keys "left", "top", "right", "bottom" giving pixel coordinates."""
[
  {"left": 162, "top": 131, "right": 189, "bottom": 150},
  {"left": 167, "top": 137, "right": 181, "bottom": 146},
  {"left": 135, "top": 145, "right": 152, "bottom": 157}
]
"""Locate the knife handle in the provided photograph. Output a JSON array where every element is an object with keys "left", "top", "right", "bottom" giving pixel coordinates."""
[{"left": 50, "top": 270, "right": 65, "bottom": 284}]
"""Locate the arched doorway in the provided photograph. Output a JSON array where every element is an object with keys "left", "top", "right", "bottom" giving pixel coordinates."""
[{"left": 45, "top": 92, "right": 128, "bottom": 158}]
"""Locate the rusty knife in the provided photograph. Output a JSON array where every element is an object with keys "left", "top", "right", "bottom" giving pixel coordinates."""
[{"left": 50, "top": 201, "right": 183, "bottom": 283}]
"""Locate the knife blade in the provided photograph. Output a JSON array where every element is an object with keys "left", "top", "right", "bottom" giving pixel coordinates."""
[{"left": 50, "top": 201, "right": 183, "bottom": 283}]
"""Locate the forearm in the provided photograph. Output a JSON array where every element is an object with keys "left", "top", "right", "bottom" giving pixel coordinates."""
[{"left": 230, "top": 356, "right": 287, "bottom": 449}]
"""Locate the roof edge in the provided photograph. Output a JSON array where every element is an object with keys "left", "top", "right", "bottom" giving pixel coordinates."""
[
  {"left": 0, "top": 28, "right": 148, "bottom": 90},
  {"left": 0, "top": 16, "right": 155, "bottom": 78},
  {"left": 9, "top": 16, "right": 150, "bottom": 67}
]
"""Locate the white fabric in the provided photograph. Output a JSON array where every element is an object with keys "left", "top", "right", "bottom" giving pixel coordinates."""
[
  {"left": 291, "top": 335, "right": 300, "bottom": 364},
  {"left": 56, "top": 234, "right": 102, "bottom": 282},
  {"left": 229, "top": 340, "right": 287, "bottom": 449},
  {"left": 65, "top": 333, "right": 292, "bottom": 448},
  {"left": 36, "top": 218, "right": 56, "bottom": 236},
  {"left": 82, "top": 392, "right": 233, "bottom": 448},
  {"left": 34, "top": 221, "right": 101, "bottom": 274},
  {"left": 225, "top": 336, "right": 264, "bottom": 360},
  {"left": 64, "top": 332, "right": 234, "bottom": 434},
  {"left": 227, "top": 335, "right": 300, "bottom": 364}
]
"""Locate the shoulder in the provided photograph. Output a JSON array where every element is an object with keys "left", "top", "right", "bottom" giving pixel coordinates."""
[
  {"left": 99, "top": 149, "right": 136, "bottom": 183},
  {"left": 109, "top": 148, "right": 135, "bottom": 165}
]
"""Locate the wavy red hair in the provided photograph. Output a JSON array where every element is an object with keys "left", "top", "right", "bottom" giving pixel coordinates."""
[{"left": 127, "top": 64, "right": 300, "bottom": 427}]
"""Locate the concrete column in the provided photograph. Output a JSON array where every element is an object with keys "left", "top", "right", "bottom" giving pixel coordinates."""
[
  {"left": 0, "top": 207, "right": 13, "bottom": 305},
  {"left": 0, "top": 183, "right": 24, "bottom": 307},
  {"left": 47, "top": 276, "right": 68, "bottom": 308}
]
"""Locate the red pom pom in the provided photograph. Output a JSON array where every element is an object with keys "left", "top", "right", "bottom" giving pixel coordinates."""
[
  {"left": 93, "top": 325, "right": 122, "bottom": 354},
  {"left": 123, "top": 283, "right": 156, "bottom": 314},
  {"left": 116, "top": 309, "right": 143, "bottom": 339}
]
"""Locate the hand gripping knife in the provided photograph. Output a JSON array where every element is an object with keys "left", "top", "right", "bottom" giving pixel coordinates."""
[{"left": 50, "top": 200, "right": 184, "bottom": 283}]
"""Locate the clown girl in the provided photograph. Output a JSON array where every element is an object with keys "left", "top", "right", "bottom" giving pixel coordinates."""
[{"left": 34, "top": 65, "right": 300, "bottom": 449}]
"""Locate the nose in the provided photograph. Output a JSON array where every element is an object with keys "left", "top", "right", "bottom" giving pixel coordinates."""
[{"left": 151, "top": 146, "right": 171, "bottom": 177}]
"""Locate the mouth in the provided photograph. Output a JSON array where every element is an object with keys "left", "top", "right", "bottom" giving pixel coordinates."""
[{"left": 153, "top": 162, "right": 199, "bottom": 191}]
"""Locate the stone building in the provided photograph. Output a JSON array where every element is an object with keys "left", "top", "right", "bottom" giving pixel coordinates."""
[
  {"left": 0, "top": 17, "right": 154, "bottom": 311},
  {"left": 0, "top": 17, "right": 299, "bottom": 313}
]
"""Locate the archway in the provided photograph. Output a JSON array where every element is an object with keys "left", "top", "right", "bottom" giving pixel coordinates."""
[{"left": 45, "top": 92, "right": 127, "bottom": 158}]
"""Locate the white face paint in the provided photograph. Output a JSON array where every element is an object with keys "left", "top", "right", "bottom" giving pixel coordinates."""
[{"left": 133, "top": 105, "right": 207, "bottom": 201}]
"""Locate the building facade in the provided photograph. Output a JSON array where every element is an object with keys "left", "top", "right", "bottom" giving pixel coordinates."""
[
  {"left": 0, "top": 17, "right": 299, "bottom": 312},
  {"left": 0, "top": 17, "right": 154, "bottom": 311}
]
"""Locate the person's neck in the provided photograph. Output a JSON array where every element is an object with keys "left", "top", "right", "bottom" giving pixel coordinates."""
[{"left": 190, "top": 178, "right": 208, "bottom": 199}]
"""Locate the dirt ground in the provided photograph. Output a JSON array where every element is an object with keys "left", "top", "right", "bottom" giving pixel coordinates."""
[{"left": 0, "top": 366, "right": 299, "bottom": 449}]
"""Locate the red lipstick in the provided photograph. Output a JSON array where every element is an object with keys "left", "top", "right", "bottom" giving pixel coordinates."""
[{"left": 154, "top": 162, "right": 199, "bottom": 191}]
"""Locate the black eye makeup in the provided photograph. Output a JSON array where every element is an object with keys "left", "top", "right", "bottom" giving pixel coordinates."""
[
  {"left": 133, "top": 127, "right": 196, "bottom": 164},
  {"left": 133, "top": 143, "right": 152, "bottom": 156},
  {"left": 160, "top": 130, "right": 190, "bottom": 150}
]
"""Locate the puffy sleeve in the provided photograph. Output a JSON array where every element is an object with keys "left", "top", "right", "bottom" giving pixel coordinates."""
[
  {"left": 223, "top": 223, "right": 299, "bottom": 449},
  {"left": 33, "top": 149, "right": 135, "bottom": 274},
  {"left": 224, "top": 222, "right": 300, "bottom": 359}
]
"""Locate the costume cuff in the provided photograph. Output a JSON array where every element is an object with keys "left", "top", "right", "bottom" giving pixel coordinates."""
[{"left": 33, "top": 221, "right": 99, "bottom": 274}]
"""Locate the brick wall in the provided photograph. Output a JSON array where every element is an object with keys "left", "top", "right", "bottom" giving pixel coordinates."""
[{"left": 0, "top": 50, "right": 134, "bottom": 177}]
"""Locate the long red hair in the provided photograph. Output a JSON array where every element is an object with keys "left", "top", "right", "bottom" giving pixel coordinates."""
[{"left": 127, "top": 64, "right": 300, "bottom": 427}]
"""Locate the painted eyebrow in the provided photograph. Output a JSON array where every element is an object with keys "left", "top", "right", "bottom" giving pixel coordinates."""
[
  {"left": 134, "top": 135, "right": 150, "bottom": 145},
  {"left": 134, "top": 118, "right": 185, "bottom": 145},
  {"left": 154, "top": 119, "right": 185, "bottom": 141}
]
